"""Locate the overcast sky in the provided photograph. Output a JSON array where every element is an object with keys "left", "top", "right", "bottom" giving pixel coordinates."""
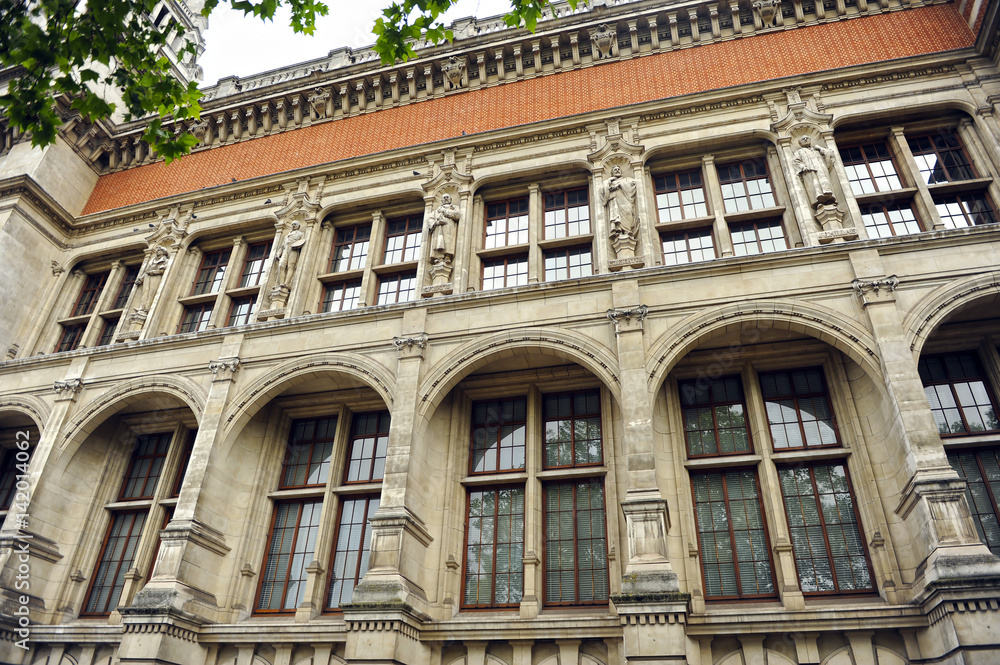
[{"left": 199, "top": 0, "right": 515, "bottom": 85}]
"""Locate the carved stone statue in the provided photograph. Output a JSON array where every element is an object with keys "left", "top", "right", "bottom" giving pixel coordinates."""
[
  {"left": 427, "top": 194, "right": 459, "bottom": 276},
  {"left": 793, "top": 135, "right": 837, "bottom": 208},
  {"left": 442, "top": 56, "right": 465, "bottom": 90},
  {"left": 133, "top": 246, "right": 169, "bottom": 313},
  {"left": 307, "top": 88, "right": 331, "bottom": 119},
  {"left": 274, "top": 220, "right": 306, "bottom": 287},
  {"left": 600, "top": 164, "right": 640, "bottom": 240}
]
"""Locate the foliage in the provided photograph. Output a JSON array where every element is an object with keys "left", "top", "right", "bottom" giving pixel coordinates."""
[{"left": 0, "top": 0, "right": 572, "bottom": 162}]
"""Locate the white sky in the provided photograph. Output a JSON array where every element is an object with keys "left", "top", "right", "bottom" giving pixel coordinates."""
[{"left": 199, "top": 0, "right": 515, "bottom": 85}]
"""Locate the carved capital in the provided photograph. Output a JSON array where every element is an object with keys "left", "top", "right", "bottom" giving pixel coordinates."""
[
  {"left": 51, "top": 261, "right": 65, "bottom": 276},
  {"left": 852, "top": 275, "right": 899, "bottom": 307},
  {"left": 607, "top": 305, "right": 648, "bottom": 334},
  {"left": 53, "top": 378, "right": 84, "bottom": 402},
  {"left": 393, "top": 333, "right": 428, "bottom": 359},
  {"left": 208, "top": 357, "right": 241, "bottom": 382}
]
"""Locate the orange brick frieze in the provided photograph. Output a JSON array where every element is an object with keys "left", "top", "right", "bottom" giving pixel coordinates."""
[{"left": 81, "top": 4, "right": 975, "bottom": 216}]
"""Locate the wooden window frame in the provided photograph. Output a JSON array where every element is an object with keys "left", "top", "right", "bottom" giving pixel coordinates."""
[
  {"left": 72, "top": 272, "right": 110, "bottom": 317},
  {"left": 690, "top": 469, "right": 778, "bottom": 602},
  {"left": 660, "top": 227, "right": 716, "bottom": 266},
  {"left": 280, "top": 417, "right": 338, "bottom": 489},
  {"left": 919, "top": 352, "right": 1000, "bottom": 436},
  {"left": 0, "top": 448, "right": 25, "bottom": 510},
  {"left": 190, "top": 249, "right": 232, "bottom": 296},
  {"left": 653, "top": 168, "right": 709, "bottom": 223},
  {"left": 542, "top": 388, "right": 604, "bottom": 470},
  {"left": 469, "top": 397, "right": 528, "bottom": 475},
  {"left": 728, "top": 219, "right": 788, "bottom": 256},
  {"left": 907, "top": 130, "right": 977, "bottom": 184},
  {"left": 541, "top": 477, "right": 609, "bottom": 606},
  {"left": 484, "top": 198, "right": 530, "bottom": 249},
  {"left": 171, "top": 430, "right": 197, "bottom": 498},
  {"left": 344, "top": 410, "right": 391, "bottom": 484},
  {"left": 81, "top": 509, "right": 149, "bottom": 616},
  {"left": 717, "top": 159, "right": 776, "bottom": 214},
  {"left": 776, "top": 461, "right": 875, "bottom": 596},
  {"left": 934, "top": 192, "right": 999, "bottom": 229},
  {"left": 838, "top": 141, "right": 904, "bottom": 195},
  {"left": 543, "top": 187, "right": 591, "bottom": 239},
  {"left": 543, "top": 245, "right": 593, "bottom": 282},
  {"left": 118, "top": 432, "right": 173, "bottom": 501},
  {"left": 858, "top": 201, "right": 923, "bottom": 238},
  {"left": 254, "top": 499, "right": 323, "bottom": 614},
  {"left": 322, "top": 280, "right": 363, "bottom": 312},
  {"left": 330, "top": 225, "right": 372, "bottom": 273},
  {"left": 948, "top": 447, "right": 1000, "bottom": 555},
  {"left": 481, "top": 255, "right": 529, "bottom": 291},
  {"left": 178, "top": 303, "right": 214, "bottom": 334},
  {"left": 382, "top": 216, "right": 422, "bottom": 265},
  {"left": 461, "top": 484, "right": 525, "bottom": 609},
  {"left": 227, "top": 295, "right": 256, "bottom": 327},
  {"left": 112, "top": 266, "right": 141, "bottom": 310},
  {"left": 679, "top": 376, "right": 754, "bottom": 458},
  {"left": 759, "top": 367, "right": 841, "bottom": 451},
  {"left": 326, "top": 494, "right": 380, "bottom": 612},
  {"left": 375, "top": 271, "right": 417, "bottom": 305},
  {"left": 56, "top": 323, "right": 86, "bottom": 353},
  {"left": 239, "top": 241, "right": 273, "bottom": 288}
]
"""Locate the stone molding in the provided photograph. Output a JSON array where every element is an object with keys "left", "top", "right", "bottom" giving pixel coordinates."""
[
  {"left": 393, "top": 334, "right": 429, "bottom": 360},
  {"left": 208, "top": 357, "right": 241, "bottom": 383},
  {"left": 607, "top": 305, "right": 648, "bottom": 334},
  {"left": 52, "top": 378, "right": 84, "bottom": 402},
  {"left": 852, "top": 274, "right": 899, "bottom": 307}
]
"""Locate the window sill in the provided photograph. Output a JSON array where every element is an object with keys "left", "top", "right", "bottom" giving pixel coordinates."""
[
  {"left": 57, "top": 314, "right": 93, "bottom": 326},
  {"left": 334, "top": 482, "right": 383, "bottom": 495},
  {"left": 927, "top": 177, "right": 994, "bottom": 195},
  {"left": 655, "top": 214, "right": 717, "bottom": 233},
  {"left": 225, "top": 285, "right": 261, "bottom": 298},
  {"left": 538, "top": 234, "right": 594, "bottom": 251},
  {"left": 477, "top": 243, "right": 530, "bottom": 259},
  {"left": 463, "top": 471, "right": 529, "bottom": 486},
  {"left": 318, "top": 268, "right": 365, "bottom": 283},
  {"left": 372, "top": 261, "right": 418, "bottom": 275},
  {"left": 100, "top": 308, "right": 126, "bottom": 318},
  {"left": 723, "top": 205, "right": 786, "bottom": 223},
  {"left": 770, "top": 447, "right": 851, "bottom": 464},
  {"left": 685, "top": 454, "right": 762, "bottom": 469},
  {"left": 853, "top": 187, "right": 918, "bottom": 205},
  {"left": 940, "top": 432, "right": 1000, "bottom": 446},
  {"left": 267, "top": 487, "right": 326, "bottom": 500},
  {"left": 178, "top": 292, "right": 220, "bottom": 306},
  {"left": 535, "top": 466, "right": 607, "bottom": 481}
]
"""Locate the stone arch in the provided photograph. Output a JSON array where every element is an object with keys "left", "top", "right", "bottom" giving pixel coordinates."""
[
  {"left": 831, "top": 99, "right": 980, "bottom": 130},
  {"left": 646, "top": 298, "right": 883, "bottom": 392},
  {"left": 642, "top": 127, "right": 780, "bottom": 167},
  {"left": 0, "top": 393, "right": 50, "bottom": 430},
  {"left": 469, "top": 158, "right": 594, "bottom": 197},
  {"left": 59, "top": 374, "right": 206, "bottom": 452},
  {"left": 902, "top": 271, "right": 1000, "bottom": 356},
  {"left": 716, "top": 649, "right": 796, "bottom": 665},
  {"left": 416, "top": 327, "right": 621, "bottom": 421},
  {"left": 222, "top": 352, "right": 396, "bottom": 437}
]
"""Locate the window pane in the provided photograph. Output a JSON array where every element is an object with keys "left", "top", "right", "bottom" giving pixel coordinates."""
[
  {"left": 679, "top": 377, "right": 751, "bottom": 456},
  {"left": 760, "top": 368, "right": 839, "bottom": 449},
  {"left": 346, "top": 411, "right": 391, "bottom": 483},
  {"left": 935, "top": 193, "right": 998, "bottom": 229},
  {"left": 376, "top": 272, "right": 417, "bottom": 305},
  {"left": 908, "top": 131, "right": 975, "bottom": 184},
  {"left": 465, "top": 487, "right": 525, "bottom": 607},
  {"left": 838, "top": 142, "right": 902, "bottom": 195},
  {"left": 544, "top": 246, "right": 592, "bottom": 282},
  {"left": 240, "top": 241, "right": 273, "bottom": 287},
  {"left": 543, "top": 389, "right": 602, "bottom": 468},
  {"left": 718, "top": 160, "right": 775, "bottom": 214},
  {"left": 84, "top": 511, "right": 148, "bottom": 615},
  {"left": 120, "top": 432, "right": 172, "bottom": 500},
  {"left": 471, "top": 398, "right": 527, "bottom": 473},
  {"left": 485, "top": 199, "right": 529, "bottom": 248},
  {"left": 729, "top": 220, "right": 787, "bottom": 257},
  {"left": 919, "top": 353, "right": 999, "bottom": 435},
  {"left": 949, "top": 449, "right": 1000, "bottom": 555},
  {"left": 282, "top": 417, "right": 337, "bottom": 488},
  {"left": 661, "top": 228, "right": 715, "bottom": 266},
  {"left": 544, "top": 188, "right": 591, "bottom": 239},
  {"left": 859, "top": 202, "right": 921, "bottom": 238},
  {"left": 331, "top": 225, "right": 372, "bottom": 272},
  {"left": 384, "top": 216, "right": 422, "bottom": 264},
  {"left": 72, "top": 272, "right": 110, "bottom": 317},
  {"left": 328, "top": 496, "right": 380, "bottom": 609},
  {"left": 323, "top": 280, "right": 363, "bottom": 312},
  {"left": 544, "top": 479, "right": 607, "bottom": 604},
  {"left": 779, "top": 463, "right": 873, "bottom": 594},
  {"left": 654, "top": 170, "right": 708, "bottom": 222},
  {"left": 256, "top": 500, "right": 322, "bottom": 611},
  {"left": 191, "top": 249, "right": 231, "bottom": 296}
]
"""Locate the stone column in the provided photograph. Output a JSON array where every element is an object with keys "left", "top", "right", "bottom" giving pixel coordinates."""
[
  {"left": 608, "top": 280, "right": 681, "bottom": 603},
  {"left": 956, "top": 118, "right": 1000, "bottom": 207},
  {"left": 527, "top": 184, "right": 543, "bottom": 283},
  {"left": 361, "top": 211, "right": 387, "bottom": 307},
  {"left": 590, "top": 169, "right": 611, "bottom": 274},
  {"left": 140, "top": 244, "right": 189, "bottom": 340},
  {"left": 452, "top": 190, "right": 474, "bottom": 295},
  {"left": 468, "top": 195, "right": 485, "bottom": 291},
  {"left": 346, "top": 311, "right": 432, "bottom": 665},
  {"left": 887, "top": 126, "right": 942, "bottom": 230},
  {"left": 702, "top": 155, "right": 734, "bottom": 257},
  {"left": 21, "top": 263, "right": 74, "bottom": 356},
  {"left": 119, "top": 338, "right": 246, "bottom": 664},
  {"left": 848, "top": 249, "right": 999, "bottom": 598}
]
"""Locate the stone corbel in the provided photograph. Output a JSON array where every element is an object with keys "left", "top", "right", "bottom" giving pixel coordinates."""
[
  {"left": 393, "top": 334, "right": 428, "bottom": 359},
  {"left": 208, "top": 356, "right": 241, "bottom": 383},
  {"left": 607, "top": 305, "right": 648, "bottom": 334},
  {"left": 590, "top": 23, "right": 617, "bottom": 59},
  {"left": 51, "top": 261, "right": 65, "bottom": 276},
  {"left": 53, "top": 378, "right": 84, "bottom": 402},
  {"left": 852, "top": 275, "right": 899, "bottom": 307}
]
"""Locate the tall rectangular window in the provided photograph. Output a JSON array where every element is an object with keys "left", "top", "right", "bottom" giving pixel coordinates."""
[
  {"left": 482, "top": 256, "right": 528, "bottom": 290},
  {"left": 759, "top": 368, "right": 839, "bottom": 450},
  {"left": 179, "top": 303, "right": 213, "bottom": 333},
  {"left": 919, "top": 352, "right": 999, "bottom": 435},
  {"left": 345, "top": 411, "right": 390, "bottom": 483},
  {"left": 256, "top": 500, "right": 322, "bottom": 612},
  {"left": 544, "top": 188, "right": 590, "bottom": 239},
  {"left": 661, "top": 228, "right": 715, "bottom": 266},
  {"left": 239, "top": 241, "right": 272, "bottom": 287},
  {"left": 376, "top": 272, "right": 417, "bottom": 305},
  {"left": 654, "top": 170, "right": 708, "bottom": 222},
  {"left": 692, "top": 470, "right": 775, "bottom": 600},
  {"left": 948, "top": 449, "right": 1000, "bottom": 555},
  {"left": 322, "top": 281, "right": 363, "bottom": 312},
  {"left": 282, "top": 417, "right": 337, "bottom": 488},
  {"left": 470, "top": 398, "right": 527, "bottom": 474},
  {"left": 679, "top": 376, "right": 751, "bottom": 456},
  {"left": 383, "top": 216, "right": 421, "bottom": 264},
  {"left": 119, "top": 432, "right": 172, "bottom": 500},
  {"left": 859, "top": 202, "right": 921, "bottom": 238},
  {"left": 718, "top": 160, "right": 775, "bottom": 213},
  {"left": 327, "top": 496, "right": 380, "bottom": 609},
  {"left": 464, "top": 487, "right": 525, "bottom": 608},
  {"left": 729, "top": 220, "right": 787, "bottom": 256},
  {"left": 544, "top": 479, "right": 608, "bottom": 605},
  {"left": 112, "top": 266, "right": 140, "bottom": 310},
  {"left": 935, "top": 193, "right": 998, "bottom": 228},
  {"left": 97, "top": 318, "right": 119, "bottom": 346},
  {"left": 191, "top": 249, "right": 231, "bottom": 296},
  {"left": 227, "top": 296, "right": 256, "bottom": 327},
  {"left": 485, "top": 199, "right": 529, "bottom": 248},
  {"left": 331, "top": 225, "right": 371, "bottom": 272},
  {"left": 543, "top": 390, "right": 602, "bottom": 469},
  {"left": 839, "top": 142, "right": 902, "bottom": 195},
  {"left": 56, "top": 323, "right": 86, "bottom": 352},
  {"left": 72, "top": 272, "right": 110, "bottom": 317},
  {"left": 544, "top": 247, "right": 592, "bottom": 282},
  {"left": 908, "top": 131, "right": 976, "bottom": 184},
  {"left": 778, "top": 463, "right": 873, "bottom": 594},
  {"left": 84, "top": 511, "right": 147, "bottom": 615}
]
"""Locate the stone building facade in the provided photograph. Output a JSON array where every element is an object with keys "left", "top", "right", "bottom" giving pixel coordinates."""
[{"left": 1, "top": 0, "right": 1000, "bottom": 663}]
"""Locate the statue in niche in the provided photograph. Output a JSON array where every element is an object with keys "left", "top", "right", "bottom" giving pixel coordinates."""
[
  {"left": 274, "top": 220, "right": 306, "bottom": 287},
  {"left": 793, "top": 135, "right": 837, "bottom": 208},
  {"left": 599, "top": 164, "right": 640, "bottom": 240},
  {"left": 133, "top": 246, "right": 169, "bottom": 312},
  {"left": 426, "top": 193, "right": 461, "bottom": 284}
]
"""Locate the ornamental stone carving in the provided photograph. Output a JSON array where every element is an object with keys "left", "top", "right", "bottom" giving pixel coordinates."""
[
  {"left": 426, "top": 193, "right": 461, "bottom": 287},
  {"left": 132, "top": 246, "right": 169, "bottom": 316},
  {"left": 307, "top": 88, "right": 331, "bottom": 119},
  {"left": 441, "top": 56, "right": 466, "bottom": 90},
  {"left": 187, "top": 119, "right": 209, "bottom": 143},
  {"left": 208, "top": 357, "right": 241, "bottom": 382},
  {"left": 793, "top": 135, "right": 837, "bottom": 209},
  {"left": 599, "top": 162, "right": 644, "bottom": 269},
  {"left": 590, "top": 24, "right": 617, "bottom": 60},
  {"left": 754, "top": 0, "right": 780, "bottom": 27},
  {"left": 274, "top": 221, "right": 306, "bottom": 288},
  {"left": 53, "top": 378, "right": 84, "bottom": 402}
]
